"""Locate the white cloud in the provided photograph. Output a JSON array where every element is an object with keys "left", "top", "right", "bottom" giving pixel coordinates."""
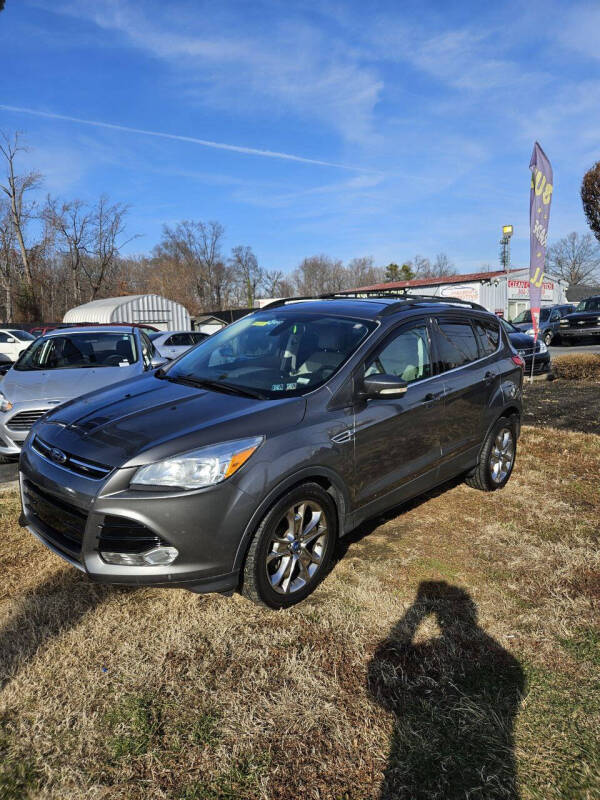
[{"left": 41, "top": 0, "right": 384, "bottom": 144}]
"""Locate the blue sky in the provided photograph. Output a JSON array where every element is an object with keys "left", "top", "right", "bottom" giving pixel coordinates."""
[{"left": 1, "top": 0, "right": 599, "bottom": 275}]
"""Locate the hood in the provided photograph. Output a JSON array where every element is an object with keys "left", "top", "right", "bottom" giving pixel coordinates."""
[
  {"left": 512, "top": 322, "right": 535, "bottom": 333},
  {"left": 34, "top": 373, "right": 307, "bottom": 468},
  {"left": 507, "top": 331, "right": 537, "bottom": 349},
  {"left": 2, "top": 365, "right": 139, "bottom": 403}
]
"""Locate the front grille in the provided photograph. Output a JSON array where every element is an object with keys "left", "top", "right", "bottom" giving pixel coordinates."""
[
  {"left": 32, "top": 436, "right": 112, "bottom": 480},
  {"left": 22, "top": 478, "right": 87, "bottom": 557},
  {"left": 7, "top": 409, "right": 48, "bottom": 431},
  {"left": 98, "top": 515, "right": 165, "bottom": 554}
]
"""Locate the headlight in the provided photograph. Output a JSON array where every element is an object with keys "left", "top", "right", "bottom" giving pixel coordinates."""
[
  {"left": 0, "top": 392, "right": 13, "bottom": 413},
  {"left": 525, "top": 328, "right": 534, "bottom": 336},
  {"left": 130, "top": 436, "right": 263, "bottom": 490},
  {"left": 538, "top": 341, "right": 548, "bottom": 353}
]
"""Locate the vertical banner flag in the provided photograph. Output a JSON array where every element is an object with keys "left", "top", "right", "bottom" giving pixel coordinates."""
[{"left": 529, "top": 142, "right": 553, "bottom": 340}]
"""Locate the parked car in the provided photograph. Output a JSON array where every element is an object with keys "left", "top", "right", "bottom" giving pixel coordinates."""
[
  {"left": 500, "top": 319, "right": 551, "bottom": 375},
  {"left": 19, "top": 295, "right": 523, "bottom": 608},
  {"left": 558, "top": 296, "right": 600, "bottom": 344},
  {"left": 0, "top": 328, "right": 36, "bottom": 359},
  {"left": 0, "top": 326, "right": 165, "bottom": 462},
  {"left": 149, "top": 330, "right": 209, "bottom": 360},
  {"left": 510, "top": 304, "right": 575, "bottom": 346}
]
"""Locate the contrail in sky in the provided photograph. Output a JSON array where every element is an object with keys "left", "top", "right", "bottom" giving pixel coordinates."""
[{"left": 0, "top": 104, "right": 373, "bottom": 172}]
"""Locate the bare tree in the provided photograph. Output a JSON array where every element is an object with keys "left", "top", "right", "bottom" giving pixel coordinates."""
[
  {"left": 82, "top": 195, "right": 134, "bottom": 300},
  {"left": 0, "top": 132, "right": 42, "bottom": 312},
  {"left": 293, "top": 255, "right": 347, "bottom": 295},
  {"left": 229, "top": 245, "right": 263, "bottom": 308},
  {"left": 43, "top": 196, "right": 92, "bottom": 306},
  {"left": 262, "top": 269, "right": 286, "bottom": 297},
  {"left": 547, "top": 232, "right": 600, "bottom": 287},
  {"left": 159, "top": 220, "right": 229, "bottom": 310},
  {"left": 346, "top": 256, "right": 385, "bottom": 288},
  {"left": 0, "top": 199, "right": 18, "bottom": 319}
]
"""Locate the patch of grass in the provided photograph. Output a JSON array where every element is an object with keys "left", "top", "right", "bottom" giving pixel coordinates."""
[
  {"left": 0, "top": 715, "right": 41, "bottom": 799},
  {"left": 553, "top": 353, "right": 600, "bottom": 381},
  {"left": 558, "top": 627, "right": 600, "bottom": 667},
  {"left": 178, "top": 753, "right": 270, "bottom": 800},
  {"left": 104, "top": 692, "right": 164, "bottom": 760}
]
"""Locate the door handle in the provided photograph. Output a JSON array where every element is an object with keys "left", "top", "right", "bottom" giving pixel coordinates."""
[
  {"left": 484, "top": 370, "right": 495, "bottom": 384},
  {"left": 424, "top": 390, "right": 443, "bottom": 402}
]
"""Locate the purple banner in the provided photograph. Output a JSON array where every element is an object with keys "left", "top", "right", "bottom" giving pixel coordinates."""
[{"left": 529, "top": 142, "right": 553, "bottom": 340}]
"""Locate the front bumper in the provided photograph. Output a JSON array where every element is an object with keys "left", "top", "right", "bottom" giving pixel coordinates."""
[
  {"left": 559, "top": 326, "right": 600, "bottom": 338},
  {"left": 19, "top": 439, "right": 258, "bottom": 594},
  {"left": 522, "top": 352, "right": 551, "bottom": 375},
  {"left": 0, "top": 406, "right": 51, "bottom": 456}
]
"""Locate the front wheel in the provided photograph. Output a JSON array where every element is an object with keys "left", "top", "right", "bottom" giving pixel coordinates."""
[
  {"left": 466, "top": 416, "right": 518, "bottom": 492},
  {"left": 543, "top": 330, "right": 553, "bottom": 346},
  {"left": 241, "top": 483, "right": 337, "bottom": 608}
]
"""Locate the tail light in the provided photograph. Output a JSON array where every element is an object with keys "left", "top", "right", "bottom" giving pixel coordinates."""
[{"left": 511, "top": 354, "right": 525, "bottom": 369}]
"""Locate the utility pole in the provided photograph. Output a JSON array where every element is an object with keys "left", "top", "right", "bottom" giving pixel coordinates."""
[{"left": 499, "top": 224, "right": 513, "bottom": 271}]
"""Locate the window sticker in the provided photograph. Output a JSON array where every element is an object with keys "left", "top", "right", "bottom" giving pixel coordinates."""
[
  {"left": 296, "top": 376, "right": 310, "bottom": 384},
  {"left": 252, "top": 321, "right": 268, "bottom": 326},
  {"left": 119, "top": 361, "right": 130, "bottom": 367},
  {"left": 286, "top": 382, "right": 297, "bottom": 390},
  {"left": 271, "top": 383, "right": 284, "bottom": 391}
]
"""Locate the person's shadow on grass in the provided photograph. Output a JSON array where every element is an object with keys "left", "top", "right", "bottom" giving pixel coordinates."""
[{"left": 368, "top": 581, "right": 525, "bottom": 800}]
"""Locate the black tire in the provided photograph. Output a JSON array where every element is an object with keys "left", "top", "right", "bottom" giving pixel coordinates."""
[
  {"left": 465, "top": 416, "right": 518, "bottom": 492},
  {"left": 543, "top": 330, "right": 553, "bottom": 346},
  {"left": 241, "top": 482, "right": 337, "bottom": 609}
]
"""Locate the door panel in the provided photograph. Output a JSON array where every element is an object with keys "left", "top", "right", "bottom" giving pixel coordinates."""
[
  {"left": 352, "top": 320, "right": 444, "bottom": 509},
  {"left": 432, "top": 317, "right": 498, "bottom": 477}
]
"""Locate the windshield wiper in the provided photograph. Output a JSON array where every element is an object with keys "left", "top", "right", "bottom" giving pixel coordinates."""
[{"left": 163, "top": 374, "right": 266, "bottom": 400}]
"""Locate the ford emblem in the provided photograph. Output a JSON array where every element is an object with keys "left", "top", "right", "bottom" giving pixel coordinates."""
[{"left": 50, "top": 447, "right": 68, "bottom": 465}]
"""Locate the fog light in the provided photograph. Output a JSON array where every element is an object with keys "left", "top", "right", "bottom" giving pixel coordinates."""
[
  {"left": 101, "top": 546, "right": 179, "bottom": 566},
  {"left": 142, "top": 546, "right": 179, "bottom": 565}
]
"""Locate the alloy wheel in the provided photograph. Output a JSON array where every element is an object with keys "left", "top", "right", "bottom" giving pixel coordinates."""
[
  {"left": 265, "top": 501, "right": 329, "bottom": 595},
  {"left": 489, "top": 428, "right": 514, "bottom": 484}
]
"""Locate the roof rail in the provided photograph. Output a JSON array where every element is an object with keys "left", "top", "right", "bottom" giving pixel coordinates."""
[
  {"left": 331, "top": 289, "right": 487, "bottom": 312},
  {"left": 259, "top": 291, "right": 487, "bottom": 313}
]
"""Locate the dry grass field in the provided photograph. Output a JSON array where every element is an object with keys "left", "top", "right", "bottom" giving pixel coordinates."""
[{"left": 1, "top": 424, "right": 599, "bottom": 799}]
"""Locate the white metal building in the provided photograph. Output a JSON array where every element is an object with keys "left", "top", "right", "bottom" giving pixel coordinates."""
[
  {"left": 356, "top": 268, "right": 568, "bottom": 321},
  {"left": 63, "top": 294, "right": 191, "bottom": 331}
]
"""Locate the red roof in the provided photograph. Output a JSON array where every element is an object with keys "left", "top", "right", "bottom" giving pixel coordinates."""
[{"left": 356, "top": 268, "right": 524, "bottom": 292}]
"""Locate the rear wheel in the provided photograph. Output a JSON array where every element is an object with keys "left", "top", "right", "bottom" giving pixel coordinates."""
[
  {"left": 466, "top": 416, "right": 518, "bottom": 492},
  {"left": 241, "top": 483, "right": 337, "bottom": 608}
]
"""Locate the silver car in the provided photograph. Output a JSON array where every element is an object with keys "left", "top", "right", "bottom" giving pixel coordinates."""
[
  {"left": 149, "top": 330, "right": 209, "bottom": 360},
  {"left": 0, "top": 326, "right": 164, "bottom": 461}
]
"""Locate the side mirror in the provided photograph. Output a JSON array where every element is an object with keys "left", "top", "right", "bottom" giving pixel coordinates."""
[
  {"left": 361, "top": 374, "right": 408, "bottom": 398},
  {"left": 6, "top": 338, "right": 16, "bottom": 344},
  {"left": 150, "top": 356, "right": 168, "bottom": 369}
]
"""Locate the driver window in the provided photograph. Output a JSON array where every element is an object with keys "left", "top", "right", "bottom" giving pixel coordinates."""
[{"left": 365, "top": 324, "right": 432, "bottom": 384}]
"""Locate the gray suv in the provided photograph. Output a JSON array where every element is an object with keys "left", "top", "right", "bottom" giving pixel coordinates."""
[{"left": 19, "top": 295, "right": 523, "bottom": 608}]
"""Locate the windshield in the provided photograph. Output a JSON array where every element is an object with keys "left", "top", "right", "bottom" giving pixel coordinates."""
[
  {"left": 500, "top": 319, "right": 521, "bottom": 334},
  {"left": 576, "top": 298, "right": 600, "bottom": 312},
  {"left": 161, "top": 310, "right": 375, "bottom": 398},
  {"left": 511, "top": 308, "right": 549, "bottom": 324},
  {"left": 7, "top": 329, "right": 35, "bottom": 341},
  {"left": 14, "top": 332, "right": 138, "bottom": 371}
]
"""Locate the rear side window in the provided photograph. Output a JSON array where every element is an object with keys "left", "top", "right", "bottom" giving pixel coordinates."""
[
  {"left": 435, "top": 321, "right": 479, "bottom": 371},
  {"left": 474, "top": 320, "right": 500, "bottom": 357},
  {"left": 365, "top": 323, "right": 432, "bottom": 384}
]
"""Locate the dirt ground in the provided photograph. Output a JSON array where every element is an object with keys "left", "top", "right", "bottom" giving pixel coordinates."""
[{"left": 523, "top": 379, "right": 600, "bottom": 434}]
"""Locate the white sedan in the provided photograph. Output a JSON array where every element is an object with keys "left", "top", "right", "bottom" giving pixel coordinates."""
[
  {"left": 0, "top": 328, "right": 36, "bottom": 362},
  {"left": 149, "top": 330, "right": 210, "bottom": 360}
]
